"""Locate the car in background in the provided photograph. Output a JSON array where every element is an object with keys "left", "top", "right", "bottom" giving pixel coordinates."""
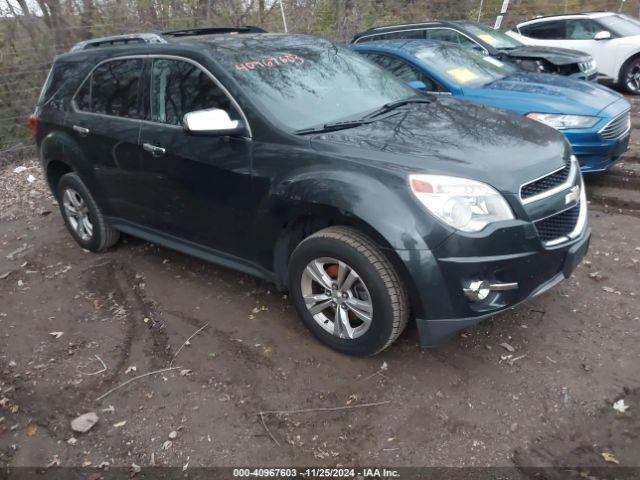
[
  {"left": 507, "top": 12, "right": 640, "bottom": 94},
  {"left": 33, "top": 29, "right": 591, "bottom": 355},
  {"left": 351, "top": 20, "right": 598, "bottom": 80},
  {"left": 352, "top": 40, "right": 630, "bottom": 173}
]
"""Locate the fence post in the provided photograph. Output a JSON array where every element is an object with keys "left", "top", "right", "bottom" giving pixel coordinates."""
[
  {"left": 618, "top": 0, "right": 625, "bottom": 13},
  {"left": 494, "top": 0, "right": 510, "bottom": 29},
  {"left": 477, "top": 0, "right": 484, "bottom": 22},
  {"left": 279, "top": 0, "right": 288, "bottom": 33}
]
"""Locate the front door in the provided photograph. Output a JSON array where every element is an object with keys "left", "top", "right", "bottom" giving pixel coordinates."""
[{"left": 138, "top": 57, "right": 253, "bottom": 256}]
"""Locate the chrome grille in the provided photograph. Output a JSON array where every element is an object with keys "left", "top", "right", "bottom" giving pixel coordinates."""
[
  {"left": 520, "top": 156, "right": 572, "bottom": 202},
  {"left": 599, "top": 111, "right": 631, "bottom": 140},
  {"left": 578, "top": 59, "right": 596, "bottom": 74},
  {"left": 534, "top": 205, "right": 580, "bottom": 244}
]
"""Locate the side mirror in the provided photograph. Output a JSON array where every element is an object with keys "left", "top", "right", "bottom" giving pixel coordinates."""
[
  {"left": 594, "top": 31, "right": 612, "bottom": 40},
  {"left": 182, "top": 108, "right": 246, "bottom": 136},
  {"left": 408, "top": 80, "right": 427, "bottom": 91}
]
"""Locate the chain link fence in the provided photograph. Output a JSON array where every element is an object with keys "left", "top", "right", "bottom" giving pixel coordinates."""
[{"left": 1, "top": 0, "right": 639, "bottom": 158}]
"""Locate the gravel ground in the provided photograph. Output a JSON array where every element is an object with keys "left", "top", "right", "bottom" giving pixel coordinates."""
[{"left": 0, "top": 99, "right": 639, "bottom": 476}]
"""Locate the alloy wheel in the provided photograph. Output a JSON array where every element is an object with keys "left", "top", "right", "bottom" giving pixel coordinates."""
[
  {"left": 300, "top": 257, "right": 373, "bottom": 339},
  {"left": 626, "top": 62, "right": 640, "bottom": 92},
  {"left": 62, "top": 188, "right": 93, "bottom": 242}
]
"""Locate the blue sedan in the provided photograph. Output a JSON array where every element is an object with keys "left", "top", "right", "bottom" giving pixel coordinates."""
[{"left": 352, "top": 40, "right": 630, "bottom": 173}]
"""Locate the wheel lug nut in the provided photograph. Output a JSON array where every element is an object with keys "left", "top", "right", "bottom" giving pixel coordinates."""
[
  {"left": 325, "top": 290, "right": 331, "bottom": 296},
  {"left": 342, "top": 292, "right": 348, "bottom": 298}
]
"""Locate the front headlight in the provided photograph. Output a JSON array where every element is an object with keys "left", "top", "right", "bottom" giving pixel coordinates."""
[
  {"left": 409, "top": 174, "right": 514, "bottom": 233},
  {"left": 526, "top": 113, "right": 599, "bottom": 130}
]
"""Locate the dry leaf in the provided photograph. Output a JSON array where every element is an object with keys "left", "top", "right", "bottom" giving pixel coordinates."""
[
  {"left": 26, "top": 423, "right": 37, "bottom": 436},
  {"left": 113, "top": 420, "right": 127, "bottom": 428},
  {"left": 602, "top": 452, "right": 619, "bottom": 464}
]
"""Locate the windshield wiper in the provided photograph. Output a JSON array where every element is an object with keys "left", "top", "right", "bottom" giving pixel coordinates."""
[
  {"left": 363, "top": 97, "right": 432, "bottom": 120},
  {"left": 294, "top": 119, "right": 366, "bottom": 135}
]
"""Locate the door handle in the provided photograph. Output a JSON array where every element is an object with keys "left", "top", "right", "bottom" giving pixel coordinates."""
[
  {"left": 143, "top": 143, "right": 166, "bottom": 156},
  {"left": 72, "top": 125, "right": 90, "bottom": 136}
]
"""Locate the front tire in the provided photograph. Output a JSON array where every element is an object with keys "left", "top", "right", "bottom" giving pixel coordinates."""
[
  {"left": 288, "top": 226, "right": 409, "bottom": 356},
  {"left": 620, "top": 56, "right": 640, "bottom": 94},
  {"left": 57, "top": 172, "right": 120, "bottom": 252}
]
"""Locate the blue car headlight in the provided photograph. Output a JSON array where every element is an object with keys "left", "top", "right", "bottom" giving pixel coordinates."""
[{"left": 526, "top": 113, "right": 599, "bottom": 130}]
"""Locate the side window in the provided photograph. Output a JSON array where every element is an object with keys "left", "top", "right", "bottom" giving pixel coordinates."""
[
  {"left": 520, "top": 20, "right": 566, "bottom": 40},
  {"left": 364, "top": 53, "right": 444, "bottom": 92},
  {"left": 425, "top": 28, "right": 478, "bottom": 49},
  {"left": 565, "top": 19, "right": 603, "bottom": 40},
  {"left": 74, "top": 59, "right": 143, "bottom": 118},
  {"left": 380, "top": 30, "right": 426, "bottom": 40},
  {"left": 150, "top": 59, "right": 236, "bottom": 126}
]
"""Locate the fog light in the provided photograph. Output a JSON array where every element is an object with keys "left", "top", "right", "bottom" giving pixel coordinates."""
[
  {"left": 462, "top": 279, "right": 519, "bottom": 302},
  {"left": 463, "top": 280, "right": 491, "bottom": 302}
]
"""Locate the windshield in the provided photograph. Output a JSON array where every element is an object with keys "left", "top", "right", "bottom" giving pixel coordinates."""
[
  {"left": 412, "top": 43, "right": 518, "bottom": 88},
  {"left": 218, "top": 36, "right": 417, "bottom": 130},
  {"left": 461, "top": 22, "right": 523, "bottom": 49},
  {"left": 598, "top": 14, "right": 640, "bottom": 37}
]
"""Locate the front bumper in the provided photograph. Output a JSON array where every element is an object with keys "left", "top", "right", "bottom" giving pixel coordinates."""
[
  {"left": 569, "top": 70, "right": 598, "bottom": 81},
  {"left": 397, "top": 167, "right": 590, "bottom": 347},
  {"left": 410, "top": 229, "right": 590, "bottom": 347},
  {"left": 567, "top": 131, "right": 629, "bottom": 174}
]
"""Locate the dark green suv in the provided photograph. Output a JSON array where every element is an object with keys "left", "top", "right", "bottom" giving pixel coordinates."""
[{"left": 31, "top": 27, "right": 590, "bottom": 355}]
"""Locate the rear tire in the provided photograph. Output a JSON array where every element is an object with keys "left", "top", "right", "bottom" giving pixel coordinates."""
[
  {"left": 57, "top": 172, "right": 119, "bottom": 252},
  {"left": 620, "top": 56, "right": 640, "bottom": 94},
  {"left": 288, "top": 226, "right": 409, "bottom": 356}
]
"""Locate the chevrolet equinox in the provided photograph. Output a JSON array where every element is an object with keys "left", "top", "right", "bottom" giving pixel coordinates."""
[{"left": 31, "top": 28, "right": 591, "bottom": 355}]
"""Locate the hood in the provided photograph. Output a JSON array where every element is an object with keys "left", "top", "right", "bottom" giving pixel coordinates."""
[
  {"left": 308, "top": 97, "right": 568, "bottom": 194},
  {"left": 502, "top": 45, "right": 591, "bottom": 65},
  {"left": 467, "top": 73, "right": 624, "bottom": 116}
]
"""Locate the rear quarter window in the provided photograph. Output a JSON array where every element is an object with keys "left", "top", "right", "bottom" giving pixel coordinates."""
[{"left": 38, "top": 62, "right": 79, "bottom": 111}]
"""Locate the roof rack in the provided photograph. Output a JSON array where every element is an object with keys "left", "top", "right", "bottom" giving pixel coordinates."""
[
  {"left": 70, "top": 33, "right": 166, "bottom": 52},
  {"left": 162, "top": 26, "right": 266, "bottom": 37}
]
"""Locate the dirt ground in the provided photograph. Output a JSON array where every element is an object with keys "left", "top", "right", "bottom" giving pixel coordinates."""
[{"left": 1, "top": 98, "right": 639, "bottom": 476}]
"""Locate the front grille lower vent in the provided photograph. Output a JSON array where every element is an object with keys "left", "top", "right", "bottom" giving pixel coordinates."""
[
  {"left": 534, "top": 204, "right": 580, "bottom": 244},
  {"left": 599, "top": 111, "right": 631, "bottom": 140}
]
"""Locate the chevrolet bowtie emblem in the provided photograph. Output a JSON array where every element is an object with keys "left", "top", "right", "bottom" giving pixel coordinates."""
[{"left": 565, "top": 185, "right": 580, "bottom": 205}]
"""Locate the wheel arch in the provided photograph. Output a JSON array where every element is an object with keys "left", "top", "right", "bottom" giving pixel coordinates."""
[
  {"left": 272, "top": 207, "right": 425, "bottom": 322},
  {"left": 618, "top": 49, "right": 640, "bottom": 84}
]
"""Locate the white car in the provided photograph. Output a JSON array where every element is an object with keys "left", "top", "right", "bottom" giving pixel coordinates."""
[{"left": 507, "top": 12, "right": 640, "bottom": 94}]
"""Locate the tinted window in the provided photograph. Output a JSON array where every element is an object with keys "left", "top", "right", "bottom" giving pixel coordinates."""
[
  {"left": 520, "top": 20, "right": 566, "bottom": 39},
  {"left": 425, "top": 28, "right": 478, "bottom": 49},
  {"left": 150, "top": 59, "right": 235, "bottom": 126},
  {"left": 365, "top": 54, "right": 423, "bottom": 83},
  {"left": 217, "top": 38, "right": 416, "bottom": 131},
  {"left": 75, "top": 59, "right": 143, "bottom": 118},
  {"left": 40, "top": 62, "right": 77, "bottom": 111},
  {"left": 566, "top": 19, "right": 602, "bottom": 39},
  {"left": 364, "top": 53, "right": 444, "bottom": 92},
  {"left": 358, "top": 30, "right": 425, "bottom": 42},
  {"left": 459, "top": 22, "right": 522, "bottom": 49}
]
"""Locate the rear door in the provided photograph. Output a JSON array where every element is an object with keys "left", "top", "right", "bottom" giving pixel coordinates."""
[
  {"left": 137, "top": 57, "right": 253, "bottom": 254},
  {"left": 65, "top": 58, "right": 145, "bottom": 219}
]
